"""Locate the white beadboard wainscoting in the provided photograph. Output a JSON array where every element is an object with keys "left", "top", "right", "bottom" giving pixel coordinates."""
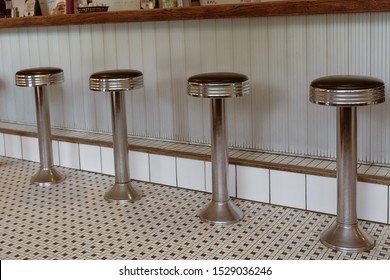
[
  {"left": 0, "top": 132, "right": 389, "bottom": 225},
  {"left": 1, "top": 13, "right": 390, "bottom": 163}
]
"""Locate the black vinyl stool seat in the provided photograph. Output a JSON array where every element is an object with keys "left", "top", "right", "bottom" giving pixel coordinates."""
[
  {"left": 310, "top": 75, "right": 385, "bottom": 252},
  {"left": 187, "top": 72, "right": 250, "bottom": 225},
  {"left": 90, "top": 69, "right": 143, "bottom": 204},
  {"left": 15, "top": 67, "right": 66, "bottom": 186},
  {"left": 310, "top": 75, "right": 385, "bottom": 106}
]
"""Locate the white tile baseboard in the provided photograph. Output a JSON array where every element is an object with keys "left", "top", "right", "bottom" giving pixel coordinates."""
[
  {"left": 4, "top": 134, "right": 22, "bottom": 159},
  {"left": 306, "top": 175, "right": 337, "bottom": 215},
  {"left": 270, "top": 170, "right": 306, "bottom": 209},
  {"left": 0, "top": 133, "right": 4, "bottom": 156},
  {"left": 79, "top": 144, "right": 102, "bottom": 173}
]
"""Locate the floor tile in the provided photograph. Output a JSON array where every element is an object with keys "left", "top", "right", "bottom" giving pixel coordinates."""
[{"left": 1, "top": 157, "right": 389, "bottom": 260}]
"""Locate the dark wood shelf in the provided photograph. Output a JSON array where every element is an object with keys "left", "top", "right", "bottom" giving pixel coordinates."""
[{"left": 1, "top": 0, "right": 390, "bottom": 29}]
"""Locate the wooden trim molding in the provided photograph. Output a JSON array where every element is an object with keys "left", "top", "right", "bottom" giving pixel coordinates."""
[{"left": 0, "top": 0, "right": 389, "bottom": 29}]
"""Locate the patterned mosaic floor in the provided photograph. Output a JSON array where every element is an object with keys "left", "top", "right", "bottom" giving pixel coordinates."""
[{"left": 1, "top": 157, "right": 390, "bottom": 260}]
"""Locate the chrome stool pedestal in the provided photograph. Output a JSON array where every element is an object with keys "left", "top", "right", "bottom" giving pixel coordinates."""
[
  {"left": 90, "top": 70, "right": 143, "bottom": 204},
  {"left": 187, "top": 72, "right": 250, "bottom": 225},
  {"left": 15, "top": 67, "right": 66, "bottom": 186},
  {"left": 310, "top": 75, "right": 385, "bottom": 252}
]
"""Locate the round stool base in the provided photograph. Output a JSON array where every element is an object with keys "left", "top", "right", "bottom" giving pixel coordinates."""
[
  {"left": 199, "top": 200, "right": 244, "bottom": 226},
  {"left": 104, "top": 182, "right": 142, "bottom": 204},
  {"left": 31, "top": 167, "right": 66, "bottom": 187},
  {"left": 320, "top": 222, "right": 375, "bottom": 253}
]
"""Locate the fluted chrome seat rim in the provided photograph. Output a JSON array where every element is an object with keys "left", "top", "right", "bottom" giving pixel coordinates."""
[
  {"left": 15, "top": 71, "right": 64, "bottom": 87},
  {"left": 310, "top": 85, "right": 385, "bottom": 106},
  {"left": 188, "top": 80, "right": 250, "bottom": 98},
  {"left": 89, "top": 75, "right": 144, "bottom": 92}
]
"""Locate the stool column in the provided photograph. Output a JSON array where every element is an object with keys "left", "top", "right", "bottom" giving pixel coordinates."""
[
  {"left": 31, "top": 87, "right": 65, "bottom": 186},
  {"left": 337, "top": 107, "right": 358, "bottom": 226},
  {"left": 35, "top": 86, "right": 54, "bottom": 170},
  {"left": 320, "top": 107, "right": 375, "bottom": 252},
  {"left": 112, "top": 91, "right": 130, "bottom": 183},
  {"left": 199, "top": 98, "right": 244, "bottom": 225},
  {"left": 211, "top": 98, "right": 229, "bottom": 202},
  {"left": 103, "top": 91, "right": 142, "bottom": 203}
]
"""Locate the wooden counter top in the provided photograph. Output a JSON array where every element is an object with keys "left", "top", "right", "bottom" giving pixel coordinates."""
[{"left": 0, "top": 0, "right": 389, "bottom": 29}]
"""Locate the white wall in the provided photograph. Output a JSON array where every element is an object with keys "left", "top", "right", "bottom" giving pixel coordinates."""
[{"left": 1, "top": 13, "right": 390, "bottom": 163}]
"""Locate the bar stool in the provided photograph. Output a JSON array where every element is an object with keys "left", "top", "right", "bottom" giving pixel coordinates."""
[
  {"left": 187, "top": 72, "right": 250, "bottom": 225},
  {"left": 15, "top": 67, "right": 66, "bottom": 186},
  {"left": 310, "top": 75, "right": 385, "bottom": 252},
  {"left": 90, "top": 69, "right": 143, "bottom": 204}
]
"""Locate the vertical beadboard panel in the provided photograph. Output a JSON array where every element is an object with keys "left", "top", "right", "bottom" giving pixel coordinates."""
[
  {"left": 102, "top": 24, "right": 119, "bottom": 133},
  {"left": 0, "top": 32, "right": 6, "bottom": 120},
  {"left": 199, "top": 19, "right": 218, "bottom": 143},
  {"left": 127, "top": 22, "right": 147, "bottom": 137},
  {"left": 327, "top": 15, "right": 349, "bottom": 74},
  {"left": 268, "top": 17, "right": 288, "bottom": 152},
  {"left": 37, "top": 27, "right": 50, "bottom": 66},
  {"left": 79, "top": 24, "right": 97, "bottom": 132},
  {"left": 69, "top": 25, "right": 87, "bottom": 131},
  {"left": 155, "top": 21, "right": 173, "bottom": 140},
  {"left": 348, "top": 14, "right": 372, "bottom": 162},
  {"left": 91, "top": 24, "right": 110, "bottom": 133},
  {"left": 215, "top": 19, "right": 233, "bottom": 70},
  {"left": 327, "top": 14, "right": 349, "bottom": 158},
  {"left": 31, "top": 27, "right": 52, "bottom": 122},
  {"left": 370, "top": 13, "right": 390, "bottom": 163},
  {"left": 326, "top": 14, "right": 350, "bottom": 157},
  {"left": 306, "top": 15, "right": 329, "bottom": 158},
  {"left": 215, "top": 19, "right": 235, "bottom": 146},
  {"left": 103, "top": 24, "right": 118, "bottom": 69},
  {"left": 249, "top": 17, "right": 271, "bottom": 150},
  {"left": 1, "top": 30, "right": 8, "bottom": 120},
  {"left": 286, "top": 16, "right": 307, "bottom": 155},
  {"left": 26, "top": 28, "right": 40, "bottom": 122},
  {"left": 115, "top": 23, "right": 133, "bottom": 134},
  {"left": 56, "top": 26, "right": 75, "bottom": 130},
  {"left": 324, "top": 15, "right": 345, "bottom": 157},
  {"left": 348, "top": 14, "right": 371, "bottom": 75},
  {"left": 0, "top": 30, "right": 18, "bottom": 122},
  {"left": 141, "top": 22, "right": 159, "bottom": 139},
  {"left": 115, "top": 23, "right": 131, "bottom": 68},
  {"left": 232, "top": 18, "right": 252, "bottom": 148},
  {"left": 46, "top": 26, "right": 65, "bottom": 128},
  {"left": 27, "top": 27, "right": 40, "bottom": 65},
  {"left": 184, "top": 20, "right": 205, "bottom": 144},
  {"left": 17, "top": 28, "right": 35, "bottom": 124},
  {"left": 170, "top": 20, "right": 189, "bottom": 142},
  {"left": 38, "top": 27, "right": 63, "bottom": 127},
  {"left": 17, "top": 28, "right": 29, "bottom": 68},
  {"left": 90, "top": 25, "right": 105, "bottom": 71}
]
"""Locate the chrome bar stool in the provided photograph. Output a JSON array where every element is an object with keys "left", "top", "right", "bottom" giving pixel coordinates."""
[
  {"left": 310, "top": 75, "right": 385, "bottom": 252},
  {"left": 187, "top": 72, "right": 250, "bottom": 225},
  {"left": 15, "top": 67, "right": 66, "bottom": 186},
  {"left": 90, "top": 69, "right": 143, "bottom": 204}
]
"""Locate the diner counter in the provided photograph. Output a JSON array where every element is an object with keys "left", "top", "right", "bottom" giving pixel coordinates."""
[{"left": 0, "top": 0, "right": 390, "bottom": 29}]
